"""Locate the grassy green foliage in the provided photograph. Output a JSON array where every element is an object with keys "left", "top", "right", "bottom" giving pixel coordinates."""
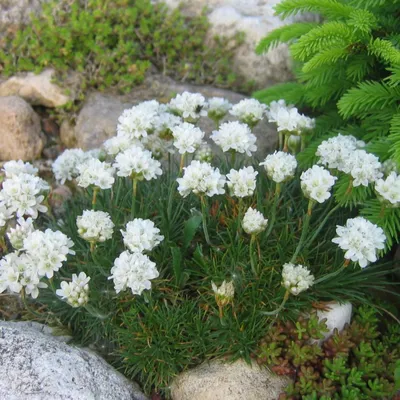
[
  {"left": 254, "top": 0, "right": 400, "bottom": 165},
  {"left": 256, "top": 305, "right": 400, "bottom": 399},
  {"left": 0, "top": 0, "right": 246, "bottom": 99},
  {"left": 33, "top": 152, "right": 399, "bottom": 397}
]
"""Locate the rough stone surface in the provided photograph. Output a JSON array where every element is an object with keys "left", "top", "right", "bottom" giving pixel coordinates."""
[
  {"left": 170, "top": 359, "right": 290, "bottom": 400},
  {"left": 0, "top": 69, "right": 79, "bottom": 107},
  {"left": 0, "top": 321, "right": 148, "bottom": 400},
  {"left": 66, "top": 74, "right": 277, "bottom": 154},
  {"left": 0, "top": 0, "right": 47, "bottom": 36},
  {"left": 154, "top": 0, "right": 316, "bottom": 87},
  {"left": 0, "top": 96, "right": 44, "bottom": 161},
  {"left": 317, "top": 302, "right": 353, "bottom": 341}
]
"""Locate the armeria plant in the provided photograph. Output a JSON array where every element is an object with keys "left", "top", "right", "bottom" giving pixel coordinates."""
[{"left": 0, "top": 93, "right": 398, "bottom": 396}]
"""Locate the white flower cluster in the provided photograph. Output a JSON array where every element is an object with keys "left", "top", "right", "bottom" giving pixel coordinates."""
[
  {"left": 3, "top": 160, "right": 38, "bottom": 178},
  {"left": 267, "top": 100, "right": 315, "bottom": 134},
  {"left": 375, "top": 172, "right": 400, "bottom": 206},
  {"left": 260, "top": 151, "right": 297, "bottom": 183},
  {"left": 109, "top": 251, "right": 159, "bottom": 295},
  {"left": 0, "top": 171, "right": 49, "bottom": 219},
  {"left": 77, "top": 158, "right": 115, "bottom": 189},
  {"left": 332, "top": 217, "right": 386, "bottom": 268},
  {"left": 77, "top": 210, "right": 114, "bottom": 243},
  {"left": 226, "top": 166, "right": 258, "bottom": 198},
  {"left": 52, "top": 149, "right": 94, "bottom": 184},
  {"left": 281, "top": 262, "right": 314, "bottom": 295},
  {"left": 171, "top": 122, "right": 205, "bottom": 154},
  {"left": 194, "top": 144, "right": 213, "bottom": 162},
  {"left": 113, "top": 145, "right": 162, "bottom": 181},
  {"left": 229, "top": 98, "right": 266, "bottom": 127},
  {"left": 117, "top": 101, "right": 159, "bottom": 140},
  {"left": 0, "top": 228, "right": 74, "bottom": 298},
  {"left": 56, "top": 272, "right": 90, "bottom": 307},
  {"left": 7, "top": 217, "right": 35, "bottom": 250},
  {"left": 207, "top": 97, "right": 232, "bottom": 121},
  {"left": 316, "top": 134, "right": 365, "bottom": 170},
  {"left": 211, "top": 121, "right": 257, "bottom": 156},
  {"left": 0, "top": 203, "right": 13, "bottom": 228},
  {"left": 300, "top": 165, "right": 337, "bottom": 203},
  {"left": 242, "top": 207, "right": 268, "bottom": 235},
  {"left": 177, "top": 161, "right": 226, "bottom": 198},
  {"left": 121, "top": 218, "right": 164, "bottom": 253},
  {"left": 103, "top": 135, "right": 142, "bottom": 157},
  {"left": 169, "top": 91, "right": 207, "bottom": 121},
  {"left": 211, "top": 280, "right": 235, "bottom": 306}
]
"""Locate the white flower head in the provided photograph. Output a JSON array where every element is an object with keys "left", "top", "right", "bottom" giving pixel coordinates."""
[
  {"left": 260, "top": 151, "right": 297, "bottom": 183},
  {"left": 52, "top": 149, "right": 94, "bottom": 184},
  {"left": 242, "top": 207, "right": 268, "bottom": 235},
  {"left": 375, "top": 172, "right": 400, "bottom": 206},
  {"left": 194, "top": 143, "right": 213, "bottom": 163},
  {"left": 23, "top": 229, "right": 75, "bottom": 279},
  {"left": 109, "top": 250, "right": 159, "bottom": 295},
  {"left": 116, "top": 103, "right": 158, "bottom": 140},
  {"left": 229, "top": 98, "right": 266, "bottom": 127},
  {"left": 7, "top": 217, "right": 35, "bottom": 250},
  {"left": 282, "top": 263, "right": 314, "bottom": 295},
  {"left": 2, "top": 160, "right": 38, "bottom": 178},
  {"left": 169, "top": 92, "right": 207, "bottom": 121},
  {"left": 211, "top": 121, "right": 257, "bottom": 156},
  {"left": 77, "top": 210, "right": 114, "bottom": 243},
  {"left": 226, "top": 166, "right": 258, "bottom": 198},
  {"left": 207, "top": 97, "right": 232, "bottom": 121},
  {"left": 113, "top": 145, "right": 162, "bottom": 181},
  {"left": 275, "top": 107, "right": 302, "bottom": 132},
  {"left": 177, "top": 161, "right": 226, "bottom": 198},
  {"left": 103, "top": 135, "right": 143, "bottom": 156},
  {"left": 0, "top": 202, "right": 13, "bottom": 228},
  {"left": 171, "top": 122, "right": 205, "bottom": 154},
  {"left": 121, "top": 218, "right": 164, "bottom": 253},
  {"left": 56, "top": 272, "right": 90, "bottom": 307},
  {"left": 266, "top": 99, "right": 292, "bottom": 123},
  {"left": 300, "top": 165, "right": 337, "bottom": 203},
  {"left": 153, "top": 112, "right": 182, "bottom": 137},
  {"left": 332, "top": 216, "right": 386, "bottom": 268},
  {"left": 316, "top": 134, "right": 366, "bottom": 170},
  {"left": 211, "top": 280, "right": 234, "bottom": 306},
  {"left": 341, "top": 150, "right": 382, "bottom": 187},
  {"left": 0, "top": 173, "right": 49, "bottom": 219},
  {"left": 76, "top": 159, "right": 115, "bottom": 189}
]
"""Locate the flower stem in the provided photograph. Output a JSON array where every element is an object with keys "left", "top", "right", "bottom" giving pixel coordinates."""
[
  {"left": 92, "top": 187, "right": 99, "bottom": 209},
  {"left": 261, "top": 290, "right": 290, "bottom": 316},
  {"left": 90, "top": 241, "right": 96, "bottom": 254},
  {"left": 200, "top": 195, "right": 212, "bottom": 246},
  {"left": 131, "top": 178, "right": 138, "bottom": 218},
  {"left": 264, "top": 183, "right": 280, "bottom": 240},
  {"left": 250, "top": 234, "right": 258, "bottom": 277},
  {"left": 231, "top": 150, "right": 236, "bottom": 167},
  {"left": 179, "top": 153, "right": 186, "bottom": 175},
  {"left": 290, "top": 199, "right": 315, "bottom": 263},
  {"left": 283, "top": 134, "right": 289, "bottom": 152}
]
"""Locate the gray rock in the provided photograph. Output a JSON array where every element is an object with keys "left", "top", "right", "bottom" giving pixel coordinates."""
[
  {"left": 170, "top": 359, "right": 290, "bottom": 400},
  {"left": 0, "top": 321, "right": 148, "bottom": 400},
  {"left": 0, "top": 69, "right": 80, "bottom": 108},
  {"left": 65, "top": 74, "right": 277, "bottom": 155},
  {"left": 0, "top": 96, "right": 44, "bottom": 161}
]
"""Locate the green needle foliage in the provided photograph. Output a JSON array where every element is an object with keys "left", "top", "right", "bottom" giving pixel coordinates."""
[
  {"left": 0, "top": 0, "right": 246, "bottom": 101},
  {"left": 254, "top": 0, "right": 400, "bottom": 165},
  {"left": 32, "top": 150, "right": 398, "bottom": 397}
]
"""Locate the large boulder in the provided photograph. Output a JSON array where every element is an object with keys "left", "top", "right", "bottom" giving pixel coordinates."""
[
  {"left": 0, "top": 321, "right": 148, "bottom": 400},
  {"left": 0, "top": 69, "right": 80, "bottom": 108},
  {"left": 62, "top": 74, "right": 278, "bottom": 155},
  {"left": 0, "top": 96, "right": 44, "bottom": 160},
  {"left": 170, "top": 359, "right": 290, "bottom": 400}
]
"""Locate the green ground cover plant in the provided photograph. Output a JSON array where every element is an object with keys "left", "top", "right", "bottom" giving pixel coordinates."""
[
  {"left": 0, "top": 94, "right": 399, "bottom": 397},
  {"left": 0, "top": 0, "right": 247, "bottom": 104},
  {"left": 254, "top": 0, "right": 400, "bottom": 166},
  {"left": 256, "top": 305, "right": 400, "bottom": 399}
]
